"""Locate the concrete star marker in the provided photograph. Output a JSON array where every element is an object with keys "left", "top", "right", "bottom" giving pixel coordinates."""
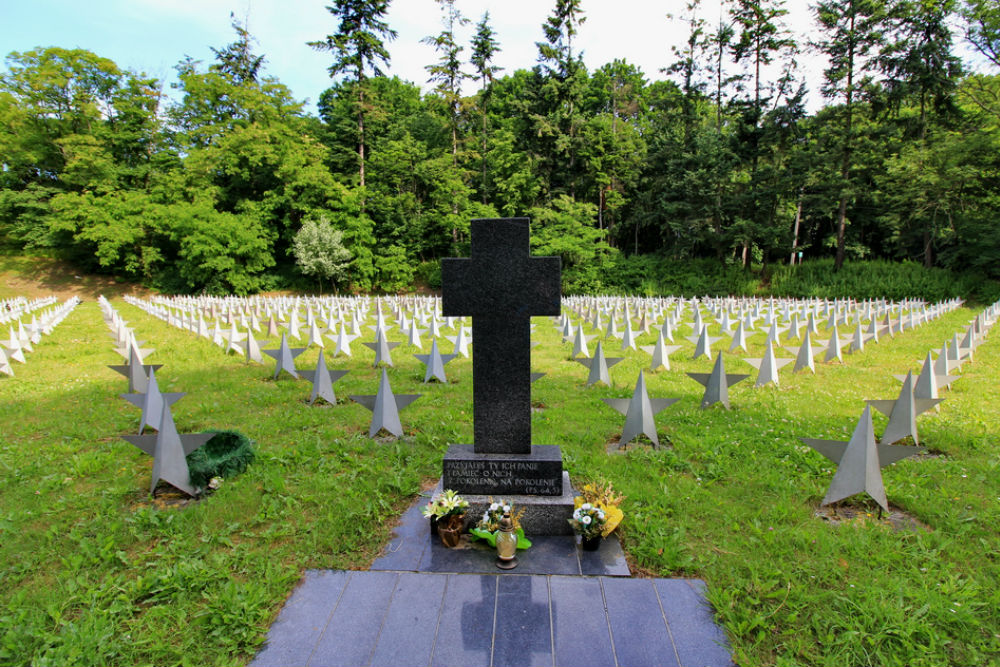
[
  {"left": 350, "top": 367, "right": 421, "bottom": 438},
  {"left": 866, "top": 371, "right": 942, "bottom": 445},
  {"left": 571, "top": 324, "right": 595, "bottom": 358},
  {"left": 364, "top": 328, "right": 400, "bottom": 367},
  {"left": 744, "top": 341, "right": 793, "bottom": 388},
  {"left": 933, "top": 342, "right": 960, "bottom": 379},
  {"left": 802, "top": 406, "right": 923, "bottom": 513},
  {"left": 575, "top": 340, "right": 624, "bottom": 387},
  {"left": 405, "top": 320, "right": 427, "bottom": 350},
  {"left": 263, "top": 333, "right": 307, "bottom": 379},
  {"left": 785, "top": 329, "right": 825, "bottom": 373},
  {"left": 300, "top": 350, "right": 349, "bottom": 405},
  {"left": 823, "top": 323, "right": 847, "bottom": 363},
  {"left": 121, "top": 367, "right": 185, "bottom": 434},
  {"left": 108, "top": 347, "right": 163, "bottom": 393},
  {"left": 848, "top": 321, "right": 870, "bottom": 353},
  {"left": 687, "top": 326, "right": 719, "bottom": 360},
  {"left": 305, "top": 320, "right": 326, "bottom": 348},
  {"left": 222, "top": 322, "right": 247, "bottom": 354},
  {"left": 243, "top": 331, "right": 268, "bottom": 365},
  {"left": 687, "top": 352, "right": 749, "bottom": 409},
  {"left": 331, "top": 323, "right": 358, "bottom": 357},
  {"left": 121, "top": 403, "right": 214, "bottom": 497},
  {"left": 603, "top": 370, "right": 679, "bottom": 449},
  {"left": 446, "top": 325, "right": 472, "bottom": 358},
  {"left": 894, "top": 352, "right": 956, "bottom": 400},
  {"left": 620, "top": 318, "right": 639, "bottom": 351},
  {"left": 728, "top": 320, "right": 751, "bottom": 352},
  {"left": 642, "top": 332, "right": 681, "bottom": 371},
  {"left": 0, "top": 346, "right": 14, "bottom": 377},
  {"left": 414, "top": 338, "right": 458, "bottom": 383}
]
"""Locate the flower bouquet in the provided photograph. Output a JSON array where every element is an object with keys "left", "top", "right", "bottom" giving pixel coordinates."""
[
  {"left": 422, "top": 489, "right": 469, "bottom": 546},
  {"left": 469, "top": 499, "right": 532, "bottom": 550},
  {"left": 569, "top": 481, "right": 625, "bottom": 550}
]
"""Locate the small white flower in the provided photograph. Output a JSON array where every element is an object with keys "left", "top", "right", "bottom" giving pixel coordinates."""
[
  {"left": 582, "top": 516, "right": 592, "bottom": 525},
  {"left": 489, "top": 503, "right": 499, "bottom": 511},
  {"left": 581, "top": 503, "right": 592, "bottom": 511},
  {"left": 482, "top": 512, "right": 490, "bottom": 522},
  {"left": 597, "top": 510, "right": 605, "bottom": 520},
  {"left": 503, "top": 505, "right": 511, "bottom": 513}
]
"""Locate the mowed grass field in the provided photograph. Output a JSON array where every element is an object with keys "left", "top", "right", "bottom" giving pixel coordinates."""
[{"left": 1, "top": 291, "right": 998, "bottom": 667}]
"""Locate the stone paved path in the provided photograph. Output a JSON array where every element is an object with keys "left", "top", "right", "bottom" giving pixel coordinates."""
[{"left": 249, "top": 495, "right": 733, "bottom": 667}]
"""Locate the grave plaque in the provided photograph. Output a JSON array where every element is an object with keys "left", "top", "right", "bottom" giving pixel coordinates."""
[{"left": 441, "top": 218, "right": 564, "bottom": 496}]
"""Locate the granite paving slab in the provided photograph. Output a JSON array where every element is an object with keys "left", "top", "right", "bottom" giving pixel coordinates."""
[
  {"left": 250, "top": 571, "right": 733, "bottom": 667},
  {"left": 371, "top": 493, "right": 631, "bottom": 577}
]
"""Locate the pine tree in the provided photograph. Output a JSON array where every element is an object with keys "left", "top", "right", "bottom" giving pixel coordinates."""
[
  {"left": 309, "top": 0, "right": 397, "bottom": 189},
  {"left": 470, "top": 12, "right": 502, "bottom": 202}
]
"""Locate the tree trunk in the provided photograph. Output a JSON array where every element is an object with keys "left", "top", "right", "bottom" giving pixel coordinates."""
[
  {"left": 358, "top": 84, "right": 366, "bottom": 189},
  {"left": 790, "top": 189, "right": 803, "bottom": 265}
]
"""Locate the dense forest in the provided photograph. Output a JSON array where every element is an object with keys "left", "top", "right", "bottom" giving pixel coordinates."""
[{"left": 1, "top": 0, "right": 999, "bottom": 295}]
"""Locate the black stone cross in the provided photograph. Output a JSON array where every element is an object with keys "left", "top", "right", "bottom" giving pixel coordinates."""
[{"left": 442, "top": 218, "right": 561, "bottom": 455}]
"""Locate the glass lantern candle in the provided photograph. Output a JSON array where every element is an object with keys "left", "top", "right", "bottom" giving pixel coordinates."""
[{"left": 495, "top": 512, "right": 518, "bottom": 569}]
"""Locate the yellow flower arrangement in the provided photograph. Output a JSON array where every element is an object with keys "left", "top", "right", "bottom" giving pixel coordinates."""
[{"left": 574, "top": 481, "right": 625, "bottom": 538}]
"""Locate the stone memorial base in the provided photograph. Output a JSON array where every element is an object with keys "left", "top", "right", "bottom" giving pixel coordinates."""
[
  {"left": 442, "top": 444, "right": 564, "bottom": 496},
  {"left": 431, "top": 472, "right": 577, "bottom": 536}
]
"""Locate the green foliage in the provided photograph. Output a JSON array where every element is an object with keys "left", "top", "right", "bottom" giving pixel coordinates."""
[
  {"left": 529, "top": 195, "right": 618, "bottom": 293},
  {"left": 374, "top": 244, "right": 415, "bottom": 292},
  {"left": 291, "top": 217, "right": 352, "bottom": 292},
  {"left": 187, "top": 430, "right": 256, "bottom": 488},
  {"left": 768, "top": 258, "right": 999, "bottom": 302}
]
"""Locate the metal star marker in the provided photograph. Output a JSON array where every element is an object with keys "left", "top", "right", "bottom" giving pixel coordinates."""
[
  {"left": 121, "top": 403, "right": 213, "bottom": 496},
  {"left": 364, "top": 328, "right": 400, "bottom": 367},
  {"left": 642, "top": 332, "right": 681, "bottom": 371},
  {"left": 785, "top": 329, "right": 825, "bottom": 374},
  {"left": 121, "top": 367, "right": 185, "bottom": 434},
  {"left": 802, "top": 405, "right": 924, "bottom": 513},
  {"left": 687, "top": 326, "right": 719, "bottom": 360},
  {"left": 414, "top": 338, "right": 458, "bottom": 383},
  {"left": 575, "top": 340, "right": 624, "bottom": 386},
  {"left": 263, "top": 333, "right": 307, "bottom": 379},
  {"left": 350, "top": 367, "right": 421, "bottom": 438},
  {"left": 894, "top": 352, "right": 956, "bottom": 401},
  {"left": 687, "top": 352, "right": 749, "bottom": 409},
  {"left": 603, "top": 370, "right": 679, "bottom": 449},
  {"left": 743, "top": 340, "right": 793, "bottom": 388},
  {"left": 300, "top": 350, "right": 349, "bottom": 405},
  {"left": 571, "top": 324, "right": 595, "bottom": 358},
  {"left": 866, "top": 371, "right": 942, "bottom": 445},
  {"left": 108, "top": 347, "right": 163, "bottom": 393}
]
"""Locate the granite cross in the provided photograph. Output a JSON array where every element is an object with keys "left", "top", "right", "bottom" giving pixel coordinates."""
[{"left": 441, "top": 218, "right": 561, "bottom": 454}]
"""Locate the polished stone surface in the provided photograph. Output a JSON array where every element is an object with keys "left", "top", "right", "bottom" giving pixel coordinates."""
[
  {"left": 371, "top": 493, "right": 629, "bottom": 576},
  {"left": 250, "top": 572, "right": 734, "bottom": 667}
]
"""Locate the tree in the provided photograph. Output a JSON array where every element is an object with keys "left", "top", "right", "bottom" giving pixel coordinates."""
[
  {"left": 470, "top": 12, "right": 502, "bottom": 202},
  {"left": 309, "top": 0, "right": 397, "bottom": 189},
  {"left": 292, "top": 217, "right": 352, "bottom": 292},
  {"left": 814, "top": 0, "right": 884, "bottom": 270},
  {"left": 423, "top": 0, "right": 470, "bottom": 165},
  {"left": 211, "top": 13, "right": 265, "bottom": 84},
  {"left": 535, "top": 0, "right": 589, "bottom": 199}
]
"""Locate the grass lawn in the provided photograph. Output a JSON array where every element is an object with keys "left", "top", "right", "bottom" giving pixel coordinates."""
[{"left": 1, "top": 294, "right": 998, "bottom": 666}]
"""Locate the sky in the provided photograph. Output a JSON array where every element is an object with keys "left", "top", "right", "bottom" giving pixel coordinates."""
[{"left": 2, "top": 0, "right": 838, "bottom": 115}]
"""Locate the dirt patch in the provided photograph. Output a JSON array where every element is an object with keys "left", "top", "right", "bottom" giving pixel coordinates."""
[{"left": 814, "top": 502, "right": 931, "bottom": 532}]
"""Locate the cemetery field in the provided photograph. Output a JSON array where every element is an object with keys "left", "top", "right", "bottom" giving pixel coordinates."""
[{"left": 1, "top": 297, "right": 999, "bottom": 667}]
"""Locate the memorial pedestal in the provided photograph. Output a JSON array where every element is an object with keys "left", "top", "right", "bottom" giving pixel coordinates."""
[
  {"left": 442, "top": 444, "right": 576, "bottom": 535},
  {"left": 432, "top": 472, "right": 577, "bottom": 536}
]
